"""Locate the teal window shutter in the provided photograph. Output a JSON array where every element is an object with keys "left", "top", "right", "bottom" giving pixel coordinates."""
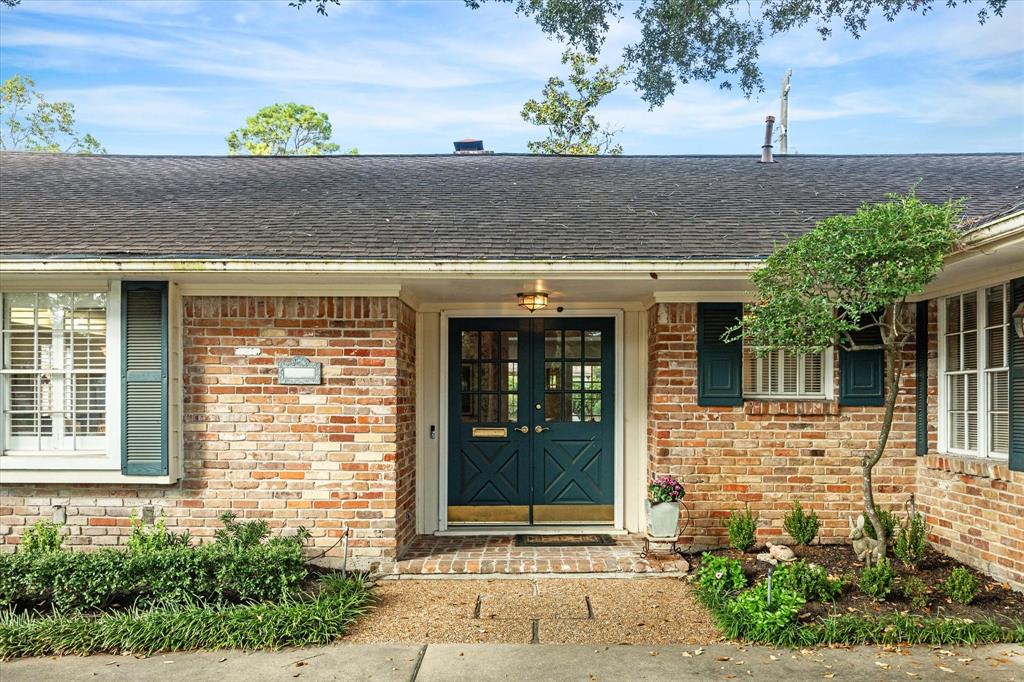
[
  {"left": 915, "top": 301, "right": 929, "bottom": 455},
  {"left": 839, "top": 324, "right": 884, "bottom": 407},
  {"left": 1009, "top": 277, "right": 1024, "bottom": 472},
  {"left": 697, "top": 303, "right": 742, "bottom": 407},
  {"left": 121, "top": 282, "right": 169, "bottom": 476}
]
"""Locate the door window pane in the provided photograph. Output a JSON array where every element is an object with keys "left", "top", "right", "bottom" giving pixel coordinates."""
[
  {"left": 544, "top": 393, "right": 562, "bottom": 421},
  {"left": 480, "top": 331, "right": 499, "bottom": 360},
  {"left": 461, "top": 363, "right": 477, "bottom": 392},
  {"left": 584, "top": 331, "right": 602, "bottom": 359},
  {"left": 545, "top": 362, "right": 562, "bottom": 390},
  {"left": 501, "top": 331, "right": 518, "bottom": 361},
  {"left": 480, "top": 363, "right": 498, "bottom": 391},
  {"left": 480, "top": 394, "right": 499, "bottom": 423},
  {"left": 502, "top": 393, "right": 518, "bottom": 422},
  {"left": 461, "top": 331, "right": 478, "bottom": 360},
  {"left": 461, "top": 394, "right": 478, "bottom": 423},
  {"left": 501, "top": 362, "right": 518, "bottom": 391},
  {"left": 564, "top": 330, "right": 582, "bottom": 358},
  {"left": 545, "top": 330, "right": 562, "bottom": 358}
]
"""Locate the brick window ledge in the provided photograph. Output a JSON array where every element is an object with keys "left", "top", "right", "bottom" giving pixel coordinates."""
[
  {"left": 744, "top": 400, "right": 839, "bottom": 416},
  {"left": 923, "top": 453, "right": 1011, "bottom": 481}
]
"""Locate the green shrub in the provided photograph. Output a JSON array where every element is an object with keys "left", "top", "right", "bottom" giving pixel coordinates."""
[
  {"left": 727, "top": 507, "right": 757, "bottom": 552},
  {"left": 782, "top": 501, "right": 820, "bottom": 546},
  {"left": 127, "top": 515, "right": 191, "bottom": 553},
  {"left": 696, "top": 553, "right": 747, "bottom": 604},
  {"left": 862, "top": 507, "right": 897, "bottom": 543},
  {"left": 901, "top": 575, "right": 930, "bottom": 609},
  {"left": 722, "top": 582, "right": 805, "bottom": 642},
  {"left": 859, "top": 557, "right": 895, "bottom": 602},
  {"left": 0, "top": 518, "right": 308, "bottom": 612},
  {"left": 943, "top": 567, "right": 981, "bottom": 605},
  {"left": 0, "top": 576, "right": 373, "bottom": 659},
  {"left": 20, "top": 521, "right": 63, "bottom": 555},
  {"left": 893, "top": 511, "right": 927, "bottom": 569},
  {"left": 773, "top": 560, "right": 841, "bottom": 602}
]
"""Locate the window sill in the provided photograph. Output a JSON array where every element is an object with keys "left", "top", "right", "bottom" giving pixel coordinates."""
[
  {"left": 0, "top": 468, "right": 179, "bottom": 485},
  {"left": 744, "top": 399, "right": 839, "bottom": 416},
  {"left": 924, "top": 453, "right": 1011, "bottom": 481}
]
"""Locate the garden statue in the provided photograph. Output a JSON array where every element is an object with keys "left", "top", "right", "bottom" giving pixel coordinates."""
[{"left": 849, "top": 514, "right": 884, "bottom": 566}]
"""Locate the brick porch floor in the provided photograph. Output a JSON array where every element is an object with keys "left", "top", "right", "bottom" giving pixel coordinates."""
[{"left": 390, "top": 534, "right": 691, "bottom": 576}]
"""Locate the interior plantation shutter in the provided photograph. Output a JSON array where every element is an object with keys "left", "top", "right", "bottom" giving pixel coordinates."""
[
  {"left": 839, "top": 322, "right": 884, "bottom": 407},
  {"left": 121, "top": 281, "right": 169, "bottom": 476},
  {"left": 697, "top": 303, "right": 743, "bottom": 406},
  {"left": 1009, "top": 277, "right": 1024, "bottom": 472},
  {"left": 915, "top": 301, "right": 929, "bottom": 455}
]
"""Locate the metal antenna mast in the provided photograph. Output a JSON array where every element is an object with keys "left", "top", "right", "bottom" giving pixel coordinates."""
[{"left": 778, "top": 69, "right": 792, "bottom": 155}]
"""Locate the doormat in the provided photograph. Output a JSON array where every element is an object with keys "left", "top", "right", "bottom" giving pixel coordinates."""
[{"left": 514, "top": 534, "right": 616, "bottom": 547}]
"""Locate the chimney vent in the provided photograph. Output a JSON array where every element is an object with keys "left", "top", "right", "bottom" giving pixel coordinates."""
[
  {"left": 760, "top": 116, "right": 775, "bottom": 163},
  {"left": 453, "top": 139, "right": 492, "bottom": 155}
]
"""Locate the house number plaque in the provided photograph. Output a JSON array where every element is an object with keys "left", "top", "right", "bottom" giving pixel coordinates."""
[{"left": 277, "top": 356, "right": 322, "bottom": 385}]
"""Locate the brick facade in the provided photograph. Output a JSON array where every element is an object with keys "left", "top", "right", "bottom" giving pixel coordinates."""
[
  {"left": 647, "top": 302, "right": 921, "bottom": 546},
  {"left": 0, "top": 296, "right": 416, "bottom": 571},
  {"left": 917, "top": 455, "right": 1024, "bottom": 588},
  {"left": 1, "top": 295, "right": 1020, "bottom": 588}
]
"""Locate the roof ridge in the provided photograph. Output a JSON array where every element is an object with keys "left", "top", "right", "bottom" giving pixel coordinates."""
[{"left": 1, "top": 151, "right": 1022, "bottom": 160}]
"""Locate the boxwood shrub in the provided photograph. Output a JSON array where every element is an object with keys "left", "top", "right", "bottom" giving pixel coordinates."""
[{"left": 1, "top": 515, "right": 308, "bottom": 612}]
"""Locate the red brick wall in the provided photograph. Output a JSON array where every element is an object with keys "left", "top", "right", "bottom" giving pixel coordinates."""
[
  {"left": 917, "top": 455, "right": 1024, "bottom": 588},
  {"left": 0, "top": 296, "right": 415, "bottom": 572},
  {"left": 914, "top": 301, "right": 1024, "bottom": 589},
  {"left": 647, "top": 302, "right": 920, "bottom": 548},
  {"left": 393, "top": 302, "right": 417, "bottom": 555}
]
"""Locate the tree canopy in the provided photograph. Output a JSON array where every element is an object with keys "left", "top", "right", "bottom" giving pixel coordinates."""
[
  {"left": 726, "top": 190, "right": 962, "bottom": 546},
  {"left": 294, "top": 0, "right": 1008, "bottom": 107},
  {"left": 1, "top": 75, "right": 105, "bottom": 154},
  {"left": 727, "top": 191, "right": 962, "bottom": 355},
  {"left": 521, "top": 50, "right": 625, "bottom": 155},
  {"left": 226, "top": 103, "right": 354, "bottom": 156}
]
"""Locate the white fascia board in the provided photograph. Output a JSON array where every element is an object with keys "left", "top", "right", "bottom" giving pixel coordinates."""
[{"left": 0, "top": 258, "right": 763, "bottom": 277}]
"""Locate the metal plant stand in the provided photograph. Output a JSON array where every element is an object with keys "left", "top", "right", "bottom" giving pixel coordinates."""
[{"left": 639, "top": 500, "right": 692, "bottom": 559}]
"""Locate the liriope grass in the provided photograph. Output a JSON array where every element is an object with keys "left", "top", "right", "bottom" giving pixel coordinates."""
[
  {"left": 0, "top": 578, "right": 373, "bottom": 660},
  {"left": 697, "top": 586, "right": 1024, "bottom": 647}
]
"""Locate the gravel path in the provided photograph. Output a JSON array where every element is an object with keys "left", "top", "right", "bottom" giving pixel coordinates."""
[{"left": 345, "top": 577, "right": 719, "bottom": 645}]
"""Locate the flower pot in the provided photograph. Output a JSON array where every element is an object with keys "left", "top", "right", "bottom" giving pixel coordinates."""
[{"left": 645, "top": 500, "right": 680, "bottom": 538}]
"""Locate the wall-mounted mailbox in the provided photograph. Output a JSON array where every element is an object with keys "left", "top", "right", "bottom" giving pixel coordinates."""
[{"left": 278, "top": 356, "right": 322, "bottom": 385}]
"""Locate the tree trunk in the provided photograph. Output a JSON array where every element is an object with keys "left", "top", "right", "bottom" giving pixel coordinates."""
[{"left": 861, "top": 335, "right": 903, "bottom": 553}]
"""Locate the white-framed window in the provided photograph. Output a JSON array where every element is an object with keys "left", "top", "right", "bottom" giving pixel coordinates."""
[
  {"left": 1, "top": 291, "right": 113, "bottom": 455},
  {"left": 0, "top": 284, "right": 126, "bottom": 476},
  {"left": 743, "top": 347, "right": 829, "bottom": 399},
  {"left": 939, "top": 283, "right": 1010, "bottom": 459}
]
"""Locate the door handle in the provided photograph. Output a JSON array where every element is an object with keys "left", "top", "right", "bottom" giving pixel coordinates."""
[
  {"left": 515, "top": 425, "right": 529, "bottom": 434},
  {"left": 535, "top": 425, "right": 550, "bottom": 433}
]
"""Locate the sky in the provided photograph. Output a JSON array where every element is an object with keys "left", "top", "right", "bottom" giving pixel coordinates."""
[{"left": 0, "top": 0, "right": 1022, "bottom": 156}]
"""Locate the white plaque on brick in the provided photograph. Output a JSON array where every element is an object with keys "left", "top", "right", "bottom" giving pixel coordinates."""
[
  {"left": 278, "top": 356, "right": 322, "bottom": 385},
  {"left": 234, "top": 347, "right": 261, "bottom": 356}
]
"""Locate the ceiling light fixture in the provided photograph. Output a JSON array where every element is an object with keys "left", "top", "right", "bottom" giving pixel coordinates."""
[{"left": 517, "top": 291, "right": 549, "bottom": 313}]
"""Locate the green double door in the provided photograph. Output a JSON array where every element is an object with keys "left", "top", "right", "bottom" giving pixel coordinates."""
[{"left": 448, "top": 317, "right": 614, "bottom": 525}]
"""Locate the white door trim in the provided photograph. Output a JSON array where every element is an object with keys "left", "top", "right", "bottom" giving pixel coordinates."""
[{"left": 438, "top": 309, "right": 626, "bottom": 532}]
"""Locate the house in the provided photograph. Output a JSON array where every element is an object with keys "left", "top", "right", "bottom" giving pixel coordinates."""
[{"left": 0, "top": 149, "right": 1022, "bottom": 588}]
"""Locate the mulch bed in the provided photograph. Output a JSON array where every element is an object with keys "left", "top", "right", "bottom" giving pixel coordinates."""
[{"left": 697, "top": 544, "right": 1024, "bottom": 624}]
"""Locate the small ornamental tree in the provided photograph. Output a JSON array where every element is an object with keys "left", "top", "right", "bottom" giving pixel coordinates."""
[{"left": 725, "top": 191, "right": 961, "bottom": 548}]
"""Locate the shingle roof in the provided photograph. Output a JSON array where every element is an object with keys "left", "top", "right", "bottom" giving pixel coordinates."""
[{"left": 1, "top": 152, "right": 1021, "bottom": 261}]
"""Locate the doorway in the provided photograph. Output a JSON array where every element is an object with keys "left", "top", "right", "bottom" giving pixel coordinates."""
[{"left": 446, "top": 317, "right": 615, "bottom": 525}]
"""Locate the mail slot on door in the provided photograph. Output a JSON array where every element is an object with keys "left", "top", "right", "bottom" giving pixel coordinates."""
[{"left": 471, "top": 427, "right": 508, "bottom": 438}]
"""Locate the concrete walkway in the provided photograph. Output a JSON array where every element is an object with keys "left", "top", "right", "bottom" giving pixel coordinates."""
[{"left": 4, "top": 643, "right": 1022, "bottom": 681}]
